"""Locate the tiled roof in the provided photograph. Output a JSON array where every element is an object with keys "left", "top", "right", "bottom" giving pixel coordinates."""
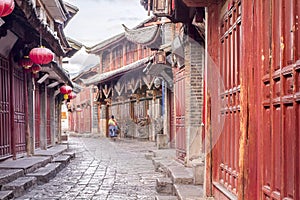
[
  {"left": 123, "top": 24, "right": 161, "bottom": 47},
  {"left": 86, "top": 33, "right": 125, "bottom": 54},
  {"left": 83, "top": 56, "right": 153, "bottom": 86}
]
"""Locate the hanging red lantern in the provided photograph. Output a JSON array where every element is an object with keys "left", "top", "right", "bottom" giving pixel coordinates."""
[
  {"left": 19, "top": 56, "right": 33, "bottom": 69},
  {"left": 68, "top": 92, "right": 77, "bottom": 100},
  {"left": 0, "top": 0, "right": 14, "bottom": 17},
  {"left": 60, "top": 85, "right": 72, "bottom": 94},
  {"left": 29, "top": 46, "right": 54, "bottom": 65},
  {"left": 31, "top": 64, "right": 42, "bottom": 74}
]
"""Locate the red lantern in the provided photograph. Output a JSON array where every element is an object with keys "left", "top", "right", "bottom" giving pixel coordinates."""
[
  {"left": 68, "top": 92, "right": 77, "bottom": 100},
  {"left": 60, "top": 85, "right": 72, "bottom": 94},
  {"left": 0, "top": 0, "right": 14, "bottom": 17},
  {"left": 19, "top": 56, "right": 33, "bottom": 69},
  {"left": 29, "top": 46, "right": 54, "bottom": 65},
  {"left": 32, "top": 64, "right": 42, "bottom": 74}
]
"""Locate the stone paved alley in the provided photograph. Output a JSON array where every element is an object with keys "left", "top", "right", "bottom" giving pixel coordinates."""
[{"left": 16, "top": 136, "right": 163, "bottom": 200}]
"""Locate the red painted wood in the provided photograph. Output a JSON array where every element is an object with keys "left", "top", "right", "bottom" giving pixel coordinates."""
[
  {"left": 206, "top": 0, "right": 300, "bottom": 199},
  {"left": 169, "top": 90, "right": 175, "bottom": 148},
  {"left": 0, "top": 55, "right": 11, "bottom": 159},
  {"left": 174, "top": 68, "right": 186, "bottom": 161},
  {"left": 219, "top": 3, "right": 241, "bottom": 197},
  {"left": 46, "top": 90, "right": 51, "bottom": 146},
  {"left": 13, "top": 64, "right": 26, "bottom": 155},
  {"left": 34, "top": 84, "right": 40, "bottom": 148}
]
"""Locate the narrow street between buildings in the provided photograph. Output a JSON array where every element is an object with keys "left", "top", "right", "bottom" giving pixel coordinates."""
[{"left": 17, "top": 136, "right": 162, "bottom": 200}]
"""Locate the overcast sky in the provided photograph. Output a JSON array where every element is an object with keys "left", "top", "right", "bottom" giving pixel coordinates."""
[
  {"left": 64, "top": 0, "right": 149, "bottom": 47},
  {"left": 63, "top": 0, "right": 149, "bottom": 74}
]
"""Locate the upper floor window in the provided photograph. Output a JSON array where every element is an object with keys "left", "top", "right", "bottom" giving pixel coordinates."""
[{"left": 102, "top": 51, "right": 110, "bottom": 72}]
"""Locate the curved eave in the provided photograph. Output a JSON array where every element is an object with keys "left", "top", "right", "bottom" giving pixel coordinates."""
[
  {"left": 86, "top": 33, "right": 125, "bottom": 54},
  {"left": 123, "top": 24, "right": 160, "bottom": 45},
  {"left": 44, "top": 0, "right": 67, "bottom": 23},
  {"left": 64, "top": 2, "right": 79, "bottom": 26},
  {"left": 15, "top": 0, "right": 66, "bottom": 56},
  {"left": 83, "top": 56, "right": 153, "bottom": 86},
  {"left": 40, "top": 61, "right": 73, "bottom": 86}
]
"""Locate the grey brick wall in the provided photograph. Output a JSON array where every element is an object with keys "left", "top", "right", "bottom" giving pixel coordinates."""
[
  {"left": 184, "top": 36, "right": 205, "bottom": 165},
  {"left": 185, "top": 38, "right": 204, "bottom": 128}
]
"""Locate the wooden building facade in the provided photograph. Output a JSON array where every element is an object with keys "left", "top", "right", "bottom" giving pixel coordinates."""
[
  {"left": 83, "top": 28, "right": 160, "bottom": 139},
  {"left": 0, "top": 0, "right": 78, "bottom": 160},
  {"left": 143, "top": 0, "right": 300, "bottom": 199}
]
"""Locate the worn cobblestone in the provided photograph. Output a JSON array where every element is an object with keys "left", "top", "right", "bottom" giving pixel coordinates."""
[{"left": 16, "top": 137, "right": 162, "bottom": 200}]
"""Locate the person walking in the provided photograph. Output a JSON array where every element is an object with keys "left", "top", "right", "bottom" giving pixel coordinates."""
[{"left": 108, "top": 115, "right": 118, "bottom": 140}]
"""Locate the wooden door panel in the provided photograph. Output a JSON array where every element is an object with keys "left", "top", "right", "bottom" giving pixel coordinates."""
[
  {"left": 260, "top": 1, "right": 299, "bottom": 199},
  {"left": 212, "top": 2, "right": 241, "bottom": 198},
  {"left": 283, "top": 105, "right": 295, "bottom": 199},
  {"left": 0, "top": 55, "right": 11, "bottom": 158},
  {"left": 175, "top": 68, "right": 186, "bottom": 161},
  {"left": 13, "top": 66, "right": 26, "bottom": 155},
  {"left": 273, "top": 106, "right": 281, "bottom": 196}
]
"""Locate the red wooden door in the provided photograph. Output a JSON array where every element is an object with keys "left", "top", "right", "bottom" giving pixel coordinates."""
[
  {"left": 34, "top": 84, "right": 40, "bottom": 148},
  {"left": 169, "top": 90, "right": 175, "bottom": 148},
  {"left": 260, "top": 1, "right": 300, "bottom": 199},
  {"left": 210, "top": 2, "right": 241, "bottom": 198},
  {"left": 174, "top": 68, "right": 186, "bottom": 161},
  {"left": 0, "top": 55, "right": 11, "bottom": 159},
  {"left": 46, "top": 90, "right": 51, "bottom": 146},
  {"left": 13, "top": 65, "right": 26, "bottom": 155}
]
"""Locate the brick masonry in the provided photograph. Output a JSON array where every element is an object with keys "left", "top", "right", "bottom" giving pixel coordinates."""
[{"left": 184, "top": 36, "right": 204, "bottom": 166}]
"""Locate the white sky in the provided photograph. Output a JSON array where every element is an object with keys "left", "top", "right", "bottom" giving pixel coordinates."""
[
  {"left": 64, "top": 0, "right": 149, "bottom": 47},
  {"left": 63, "top": 0, "right": 149, "bottom": 74}
]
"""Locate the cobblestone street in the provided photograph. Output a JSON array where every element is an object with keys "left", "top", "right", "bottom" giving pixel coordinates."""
[{"left": 17, "top": 137, "right": 162, "bottom": 200}]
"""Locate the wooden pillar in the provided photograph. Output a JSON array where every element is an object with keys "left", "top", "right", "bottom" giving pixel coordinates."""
[
  {"left": 50, "top": 89, "right": 56, "bottom": 146},
  {"left": 40, "top": 84, "right": 47, "bottom": 150},
  {"left": 100, "top": 104, "right": 107, "bottom": 137},
  {"left": 27, "top": 76, "right": 35, "bottom": 155}
]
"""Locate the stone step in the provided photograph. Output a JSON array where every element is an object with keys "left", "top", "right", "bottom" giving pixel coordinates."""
[
  {"left": 169, "top": 166, "right": 194, "bottom": 185},
  {"left": 26, "top": 163, "right": 61, "bottom": 184},
  {"left": 155, "top": 195, "right": 178, "bottom": 200},
  {"left": 1, "top": 177, "right": 37, "bottom": 198},
  {"left": 0, "top": 169, "right": 24, "bottom": 186},
  {"left": 62, "top": 151, "right": 75, "bottom": 159},
  {"left": 173, "top": 184, "right": 204, "bottom": 200},
  {"left": 0, "top": 191, "right": 13, "bottom": 200},
  {"left": 0, "top": 156, "right": 51, "bottom": 174},
  {"left": 152, "top": 158, "right": 178, "bottom": 176},
  {"left": 156, "top": 177, "right": 173, "bottom": 194},
  {"left": 34, "top": 145, "right": 68, "bottom": 159},
  {"left": 52, "top": 155, "right": 71, "bottom": 169}
]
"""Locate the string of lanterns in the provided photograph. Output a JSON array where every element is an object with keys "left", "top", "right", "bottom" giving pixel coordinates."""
[
  {"left": 1, "top": 1, "right": 55, "bottom": 75},
  {"left": 60, "top": 85, "right": 76, "bottom": 100},
  {"left": 19, "top": 46, "right": 54, "bottom": 73},
  {"left": 4, "top": 0, "right": 76, "bottom": 100}
]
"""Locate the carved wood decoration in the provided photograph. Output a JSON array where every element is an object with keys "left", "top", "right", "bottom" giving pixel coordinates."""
[
  {"left": 114, "top": 80, "right": 125, "bottom": 96},
  {"left": 143, "top": 75, "right": 155, "bottom": 90},
  {"left": 101, "top": 84, "right": 112, "bottom": 98},
  {"left": 127, "top": 77, "right": 142, "bottom": 94}
]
